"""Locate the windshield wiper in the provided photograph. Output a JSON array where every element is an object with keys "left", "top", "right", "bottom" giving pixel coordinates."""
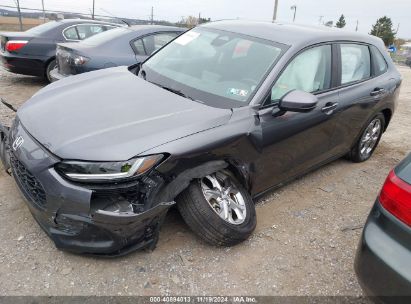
[
  {"left": 161, "top": 86, "right": 195, "bottom": 101},
  {"left": 149, "top": 82, "right": 196, "bottom": 101}
]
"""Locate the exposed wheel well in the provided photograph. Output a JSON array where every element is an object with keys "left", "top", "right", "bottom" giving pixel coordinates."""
[{"left": 381, "top": 109, "right": 392, "bottom": 131}]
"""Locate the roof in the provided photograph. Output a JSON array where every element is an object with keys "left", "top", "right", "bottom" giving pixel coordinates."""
[
  {"left": 56, "top": 19, "right": 120, "bottom": 26},
  {"left": 202, "top": 20, "right": 383, "bottom": 48},
  {"left": 128, "top": 25, "right": 185, "bottom": 32}
]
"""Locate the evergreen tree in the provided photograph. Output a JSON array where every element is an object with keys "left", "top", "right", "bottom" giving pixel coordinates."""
[
  {"left": 336, "top": 14, "right": 346, "bottom": 28},
  {"left": 370, "top": 16, "right": 396, "bottom": 46}
]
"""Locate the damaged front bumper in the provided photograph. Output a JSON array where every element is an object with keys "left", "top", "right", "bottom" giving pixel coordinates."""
[{"left": 0, "top": 118, "right": 175, "bottom": 256}]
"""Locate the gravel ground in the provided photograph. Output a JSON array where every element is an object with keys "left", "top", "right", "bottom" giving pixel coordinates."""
[{"left": 0, "top": 65, "right": 410, "bottom": 297}]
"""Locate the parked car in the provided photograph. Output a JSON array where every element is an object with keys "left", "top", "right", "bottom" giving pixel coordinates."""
[
  {"left": 355, "top": 154, "right": 411, "bottom": 302},
  {"left": 0, "top": 21, "right": 402, "bottom": 256},
  {"left": 50, "top": 25, "right": 185, "bottom": 82},
  {"left": 0, "top": 19, "right": 120, "bottom": 82},
  {"left": 406, "top": 56, "right": 411, "bottom": 68}
]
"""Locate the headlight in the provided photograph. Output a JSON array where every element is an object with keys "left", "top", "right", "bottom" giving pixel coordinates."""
[
  {"left": 55, "top": 155, "right": 163, "bottom": 182},
  {"left": 73, "top": 55, "right": 90, "bottom": 65}
]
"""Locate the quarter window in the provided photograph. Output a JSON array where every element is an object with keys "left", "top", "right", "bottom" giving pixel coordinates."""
[
  {"left": 133, "top": 39, "right": 146, "bottom": 55},
  {"left": 340, "top": 44, "right": 371, "bottom": 84},
  {"left": 371, "top": 45, "right": 388, "bottom": 76},
  {"left": 133, "top": 32, "right": 179, "bottom": 55},
  {"left": 271, "top": 44, "right": 332, "bottom": 101},
  {"left": 63, "top": 27, "right": 78, "bottom": 40}
]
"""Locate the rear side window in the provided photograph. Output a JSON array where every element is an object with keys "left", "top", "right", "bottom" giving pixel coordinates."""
[
  {"left": 340, "top": 44, "right": 371, "bottom": 84},
  {"left": 133, "top": 32, "right": 179, "bottom": 55},
  {"left": 63, "top": 27, "right": 79, "bottom": 40},
  {"left": 371, "top": 45, "right": 388, "bottom": 76},
  {"left": 271, "top": 44, "right": 332, "bottom": 101}
]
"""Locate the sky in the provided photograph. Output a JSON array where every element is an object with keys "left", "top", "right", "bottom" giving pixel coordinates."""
[{"left": 1, "top": 0, "right": 410, "bottom": 38}]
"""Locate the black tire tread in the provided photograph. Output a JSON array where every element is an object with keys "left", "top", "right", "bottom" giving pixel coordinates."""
[{"left": 177, "top": 173, "right": 256, "bottom": 247}]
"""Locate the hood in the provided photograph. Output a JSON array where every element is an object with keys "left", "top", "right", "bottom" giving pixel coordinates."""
[{"left": 18, "top": 67, "right": 232, "bottom": 161}]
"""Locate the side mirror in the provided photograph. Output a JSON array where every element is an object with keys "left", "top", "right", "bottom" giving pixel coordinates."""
[{"left": 278, "top": 90, "right": 318, "bottom": 113}]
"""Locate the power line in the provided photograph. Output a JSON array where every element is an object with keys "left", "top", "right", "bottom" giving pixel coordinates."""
[{"left": 0, "top": 4, "right": 148, "bottom": 22}]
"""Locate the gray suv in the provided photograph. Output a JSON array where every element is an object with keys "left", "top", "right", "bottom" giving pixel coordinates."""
[{"left": 0, "top": 21, "right": 402, "bottom": 256}]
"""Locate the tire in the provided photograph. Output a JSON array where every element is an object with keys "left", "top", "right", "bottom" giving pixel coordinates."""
[
  {"left": 45, "top": 59, "right": 56, "bottom": 83},
  {"left": 177, "top": 170, "right": 256, "bottom": 246},
  {"left": 348, "top": 113, "right": 385, "bottom": 163}
]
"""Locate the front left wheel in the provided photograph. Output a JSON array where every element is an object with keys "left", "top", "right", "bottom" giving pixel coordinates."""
[{"left": 177, "top": 170, "right": 256, "bottom": 247}]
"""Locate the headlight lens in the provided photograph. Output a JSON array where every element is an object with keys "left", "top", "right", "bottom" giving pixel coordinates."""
[{"left": 56, "top": 155, "right": 163, "bottom": 182}]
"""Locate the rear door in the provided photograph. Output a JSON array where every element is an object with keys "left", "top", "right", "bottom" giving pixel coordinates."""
[{"left": 330, "top": 43, "right": 397, "bottom": 155}]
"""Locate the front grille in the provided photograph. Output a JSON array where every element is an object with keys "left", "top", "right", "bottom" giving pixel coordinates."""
[{"left": 10, "top": 155, "right": 47, "bottom": 209}]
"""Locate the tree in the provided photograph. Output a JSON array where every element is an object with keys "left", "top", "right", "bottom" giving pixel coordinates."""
[
  {"left": 335, "top": 14, "right": 346, "bottom": 28},
  {"left": 198, "top": 17, "right": 211, "bottom": 24},
  {"left": 370, "top": 16, "right": 396, "bottom": 46},
  {"left": 176, "top": 16, "right": 211, "bottom": 28}
]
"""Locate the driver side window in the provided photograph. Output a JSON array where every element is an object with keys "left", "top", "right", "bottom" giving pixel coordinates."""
[{"left": 270, "top": 44, "right": 332, "bottom": 103}]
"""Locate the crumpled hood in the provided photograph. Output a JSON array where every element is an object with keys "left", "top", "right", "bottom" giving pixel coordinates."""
[{"left": 18, "top": 67, "right": 232, "bottom": 161}]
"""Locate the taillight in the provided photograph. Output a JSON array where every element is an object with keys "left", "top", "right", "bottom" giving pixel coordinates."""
[
  {"left": 5, "top": 40, "right": 28, "bottom": 52},
  {"left": 379, "top": 170, "right": 411, "bottom": 227}
]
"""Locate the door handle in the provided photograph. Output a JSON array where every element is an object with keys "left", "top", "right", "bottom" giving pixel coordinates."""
[
  {"left": 370, "top": 88, "right": 386, "bottom": 96},
  {"left": 321, "top": 102, "right": 338, "bottom": 115}
]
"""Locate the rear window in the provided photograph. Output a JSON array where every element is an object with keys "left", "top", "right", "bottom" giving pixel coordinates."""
[{"left": 80, "top": 27, "right": 129, "bottom": 45}]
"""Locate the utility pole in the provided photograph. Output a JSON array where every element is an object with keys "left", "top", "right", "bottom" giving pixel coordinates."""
[
  {"left": 14, "top": 0, "right": 23, "bottom": 31},
  {"left": 92, "top": 0, "right": 95, "bottom": 19},
  {"left": 355, "top": 20, "right": 359, "bottom": 32},
  {"left": 41, "top": 0, "right": 46, "bottom": 23},
  {"left": 198, "top": 12, "right": 201, "bottom": 25},
  {"left": 151, "top": 6, "right": 154, "bottom": 24},
  {"left": 318, "top": 15, "right": 324, "bottom": 25},
  {"left": 290, "top": 5, "right": 297, "bottom": 22},
  {"left": 272, "top": 0, "right": 279, "bottom": 22},
  {"left": 396, "top": 23, "right": 400, "bottom": 34}
]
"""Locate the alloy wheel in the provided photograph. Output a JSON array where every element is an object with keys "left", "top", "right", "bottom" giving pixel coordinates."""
[
  {"left": 200, "top": 173, "right": 247, "bottom": 225},
  {"left": 360, "top": 118, "right": 382, "bottom": 158}
]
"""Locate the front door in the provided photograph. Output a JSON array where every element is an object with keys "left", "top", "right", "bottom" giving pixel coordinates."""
[{"left": 252, "top": 44, "right": 340, "bottom": 194}]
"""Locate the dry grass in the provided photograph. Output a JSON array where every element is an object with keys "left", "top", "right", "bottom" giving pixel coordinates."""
[{"left": 0, "top": 16, "right": 46, "bottom": 31}]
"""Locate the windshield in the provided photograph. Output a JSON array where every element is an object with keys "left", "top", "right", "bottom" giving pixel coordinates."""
[
  {"left": 81, "top": 27, "right": 128, "bottom": 46},
  {"left": 142, "top": 28, "right": 284, "bottom": 108},
  {"left": 26, "top": 21, "right": 58, "bottom": 35}
]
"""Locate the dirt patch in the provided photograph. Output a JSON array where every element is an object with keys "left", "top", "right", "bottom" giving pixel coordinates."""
[{"left": 0, "top": 66, "right": 410, "bottom": 296}]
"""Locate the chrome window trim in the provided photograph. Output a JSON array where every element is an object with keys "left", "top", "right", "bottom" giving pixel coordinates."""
[{"left": 62, "top": 23, "right": 119, "bottom": 41}]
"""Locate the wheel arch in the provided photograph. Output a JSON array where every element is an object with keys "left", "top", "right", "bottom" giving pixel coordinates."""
[
  {"left": 154, "top": 159, "right": 253, "bottom": 206},
  {"left": 381, "top": 108, "right": 392, "bottom": 132}
]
